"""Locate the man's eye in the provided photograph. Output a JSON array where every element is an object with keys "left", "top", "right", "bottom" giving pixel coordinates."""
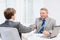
[{"left": 40, "top": 13, "right": 45, "bottom": 14}]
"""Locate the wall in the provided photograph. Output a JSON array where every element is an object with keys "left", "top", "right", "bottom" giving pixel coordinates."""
[{"left": 0, "top": 0, "right": 60, "bottom": 26}]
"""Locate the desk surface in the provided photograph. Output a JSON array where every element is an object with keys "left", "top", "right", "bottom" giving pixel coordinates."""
[{"left": 22, "top": 33, "right": 60, "bottom": 40}]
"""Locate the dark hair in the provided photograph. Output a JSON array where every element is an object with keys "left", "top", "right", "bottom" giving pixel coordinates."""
[{"left": 4, "top": 8, "right": 16, "bottom": 19}]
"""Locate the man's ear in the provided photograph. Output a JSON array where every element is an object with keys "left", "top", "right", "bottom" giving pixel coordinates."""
[{"left": 11, "top": 16, "right": 14, "bottom": 19}]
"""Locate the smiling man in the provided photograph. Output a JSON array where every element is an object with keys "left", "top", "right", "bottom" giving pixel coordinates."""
[{"left": 35, "top": 8, "right": 56, "bottom": 37}]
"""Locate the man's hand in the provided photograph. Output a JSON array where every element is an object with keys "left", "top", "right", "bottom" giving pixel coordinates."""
[
  {"left": 33, "top": 24, "right": 37, "bottom": 29},
  {"left": 29, "top": 24, "right": 36, "bottom": 30},
  {"left": 43, "top": 30, "right": 50, "bottom": 36}
]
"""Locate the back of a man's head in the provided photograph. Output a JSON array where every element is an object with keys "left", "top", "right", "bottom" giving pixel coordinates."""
[{"left": 4, "top": 8, "right": 16, "bottom": 20}]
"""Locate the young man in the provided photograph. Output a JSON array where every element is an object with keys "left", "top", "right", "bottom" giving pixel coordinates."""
[{"left": 0, "top": 8, "right": 35, "bottom": 39}]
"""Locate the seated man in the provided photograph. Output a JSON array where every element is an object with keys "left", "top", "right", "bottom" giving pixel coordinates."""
[
  {"left": 34, "top": 8, "right": 56, "bottom": 37},
  {"left": 0, "top": 8, "right": 35, "bottom": 40}
]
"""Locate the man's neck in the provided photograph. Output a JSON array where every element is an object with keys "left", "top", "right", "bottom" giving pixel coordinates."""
[
  {"left": 40, "top": 17, "right": 48, "bottom": 20},
  {"left": 7, "top": 19, "right": 14, "bottom": 21}
]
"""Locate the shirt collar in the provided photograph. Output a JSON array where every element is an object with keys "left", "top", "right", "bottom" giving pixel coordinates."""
[{"left": 40, "top": 17, "right": 49, "bottom": 21}]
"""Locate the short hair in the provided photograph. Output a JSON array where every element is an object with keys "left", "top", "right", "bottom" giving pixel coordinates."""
[
  {"left": 4, "top": 8, "right": 16, "bottom": 19},
  {"left": 40, "top": 8, "right": 48, "bottom": 13}
]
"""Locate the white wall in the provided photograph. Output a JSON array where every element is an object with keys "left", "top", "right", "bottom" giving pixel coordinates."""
[
  {"left": 0, "top": 0, "right": 6, "bottom": 24},
  {"left": 44, "top": 0, "right": 60, "bottom": 25},
  {"left": 0, "top": 0, "right": 60, "bottom": 26},
  {"left": 33, "top": 0, "right": 60, "bottom": 25}
]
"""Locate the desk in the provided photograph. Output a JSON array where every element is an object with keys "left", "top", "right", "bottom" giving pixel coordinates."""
[{"left": 22, "top": 33, "right": 60, "bottom": 40}]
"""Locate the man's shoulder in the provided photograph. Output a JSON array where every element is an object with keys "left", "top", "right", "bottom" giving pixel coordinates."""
[
  {"left": 35, "top": 18, "right": 40, "bottom": 20},
  {"left": 48, "top": 17, "right": 55, "bottom": 20},
  {"left": 36, "top": 17, "right": 56, "bottom": 21},
  {"left": 0, "top": 21, "right": 21, "bottom": 27},
  {"left": 12, "top": 21, "right": 20, "bottom": 25},
  {"left": 47, "top": 17, "right": 56, "bottom": 22}
]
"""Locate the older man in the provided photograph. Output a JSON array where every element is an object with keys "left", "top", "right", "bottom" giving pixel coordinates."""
[{"left": 35, "top": 8, "right": 56, "bottom": 37}]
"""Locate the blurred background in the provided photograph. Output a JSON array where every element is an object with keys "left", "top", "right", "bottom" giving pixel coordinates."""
[{"left": 0, "top": 0, "right": 60, "bottom": 26}]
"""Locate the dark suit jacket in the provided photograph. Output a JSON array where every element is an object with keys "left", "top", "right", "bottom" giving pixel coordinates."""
[{"left": 0, "top": 20, "right": 34, "bottom": 39}]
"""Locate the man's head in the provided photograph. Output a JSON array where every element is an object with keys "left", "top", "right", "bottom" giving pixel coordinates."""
[
  {"left": 40, "top": 8, "right": 48, "bottom": 19},
  {"left": 4, "top": 8, "right": 16, "bottom": 20}
]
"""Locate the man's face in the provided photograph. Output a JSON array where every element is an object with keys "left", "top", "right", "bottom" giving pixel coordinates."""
[{"left": 40, "top": 10, "right": 48, "bottom": 19}]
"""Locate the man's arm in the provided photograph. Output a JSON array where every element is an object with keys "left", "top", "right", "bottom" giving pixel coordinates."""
[
  {"left": 18, "top": 23, "right": 35, "bottom": 33},
  {"left": 43, "top": 20, "right": 56, "bottom": 37},
  {"left": 48, "top": 20, "right": 57, "bottom": 37},
  {"left": 48, "top": 19, "right": 56, "bottom": 33},
  {"left": 34, "top": 18, "right": 38, "bottom": 29}
]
